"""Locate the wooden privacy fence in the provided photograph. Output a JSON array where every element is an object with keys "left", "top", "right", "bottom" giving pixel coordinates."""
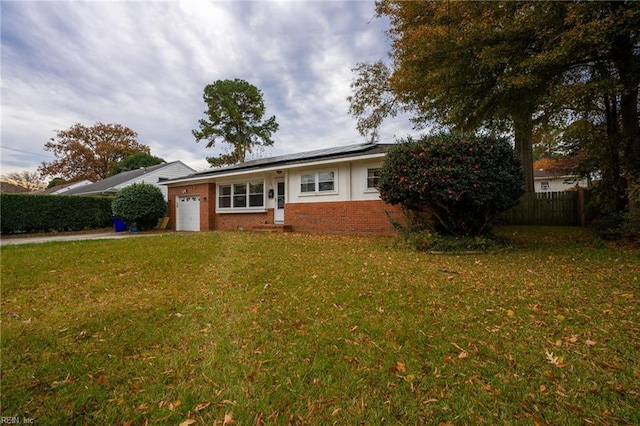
[{"left": 497, "top": 190, "right": 589, "bottom": 226}]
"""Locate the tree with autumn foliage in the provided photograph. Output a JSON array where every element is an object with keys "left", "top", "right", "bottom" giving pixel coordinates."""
[
  {"left": 350, "top": 1, "right": 639, "bottom": 200},
  {"left": 2, "top": 171, "right": 43, "bottom": 192},
  {"left": 38, "top": 123, "right": 150, "bottom": 182}
]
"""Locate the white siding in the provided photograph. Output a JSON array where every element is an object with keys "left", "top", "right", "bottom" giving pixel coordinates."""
[
  {"left": 288, "top": 164, "right": 350, "bottom": 203},
  {"left": 350, "top": 160, "right": 384, "bottom": 201},
  {"left": 535, "top": 176, "right": 589, "bottom": 193},
  {"left": 116, "top": 162, "right": 195, "bottom": 200},
  {"left": 286, "top": 160, "right": 384, "bottom": 203}
]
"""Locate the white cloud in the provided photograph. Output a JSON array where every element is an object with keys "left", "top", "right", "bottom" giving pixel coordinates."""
[{"left": 1, "top": 1, "right": 415, "bottom": 177}]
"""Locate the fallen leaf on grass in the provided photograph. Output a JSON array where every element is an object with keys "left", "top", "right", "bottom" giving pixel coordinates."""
[
  {"left": 545, "top": 350, "right": 565, "bottom": 367},
  {"left": 585, "top": 340, "right": 597, "bottom": 346},
  {"left": 194, "top": 401, "right": 211, "bottom": 411},
  {"left": 394, "top": 361, "right": 406, "bottom": 373},
  {"left": 179, "top": 420, "right": 196, "bottom": 426},
  {"left": 223, "top": 411, "right": 235, "bottom": 425}
]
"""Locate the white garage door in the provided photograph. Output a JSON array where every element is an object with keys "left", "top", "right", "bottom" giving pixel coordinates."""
[{"left": 176, "top": 195, "right": 200, "bottom": 231}]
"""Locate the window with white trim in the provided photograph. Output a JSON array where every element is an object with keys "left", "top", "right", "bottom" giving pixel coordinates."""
[
  {"left": 218, "top": 180, "right": 264, "bottom": 210},
  {"left": 540, "top": 181, "right": 550, "bottom": 191},
  {"left": 301, "top": 171, "right": 335, "bottom": 194},
  {"left": 367, "top": 168, "right": 380, "bottom": 189},
  {"left": 219, "top": 185, "right": 232, "bottom": 208},
  {"left": 249, "top": 182, "right": 264, "bottom": 207}
]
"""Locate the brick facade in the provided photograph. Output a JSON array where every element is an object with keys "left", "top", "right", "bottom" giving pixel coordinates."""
[
  {"left": 168, "top": 185, "right": 403, "bottom": 236},
  {"left": 285, "top": 200, "right": 403, "bottom": 236},
  {"left": 168, "top": 183, "right": 215, "bottom": 231},
  {"left": 215, "top": 209, "right": 274, "bottom": 230},
  {"left": 168, "top": 183, "right": 273, "bottom": 231}
]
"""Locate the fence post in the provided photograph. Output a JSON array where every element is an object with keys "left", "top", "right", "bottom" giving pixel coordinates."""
[{"left": 578, "top": 189, "right": 585, "bottom": 227}]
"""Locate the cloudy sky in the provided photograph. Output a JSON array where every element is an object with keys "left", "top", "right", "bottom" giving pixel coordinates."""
[{"left": 1, "top": 0, "right": 416, "bottom": 177}]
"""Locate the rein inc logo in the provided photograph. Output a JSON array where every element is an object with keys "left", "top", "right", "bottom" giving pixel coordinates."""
[{"left": 1, "top": 417, "right": 35, "bottom": 424}]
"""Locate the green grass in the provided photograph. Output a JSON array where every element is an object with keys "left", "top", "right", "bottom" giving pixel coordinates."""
[{"left": 1, "top": 227, "right": 638, "bottom": 425}]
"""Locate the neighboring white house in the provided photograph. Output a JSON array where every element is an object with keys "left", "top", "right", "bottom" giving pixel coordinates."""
[
  {"left": 534, "top": 169, "right": 589, "bottom": 193},
  {"left": 62, "top": 161, "right": 196, "bottom": 200},
  {"left": 41, "top": 179, "right": 93, "bottom": 194}
]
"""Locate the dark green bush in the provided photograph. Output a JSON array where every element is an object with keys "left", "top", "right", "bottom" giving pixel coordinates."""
[
  {"left": 111, "top": 183, "right": 167, "bottom": 230},
  {"left": 379, "top": 133, "right": 525, "bottom": 236},
  {"left": 1, "top": 193, "right": 113, "bottom": 234}
]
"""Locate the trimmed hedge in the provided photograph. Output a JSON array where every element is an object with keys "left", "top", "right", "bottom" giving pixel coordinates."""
[{"left": 1, "top": 193, "right": 113, "bottom": 234}]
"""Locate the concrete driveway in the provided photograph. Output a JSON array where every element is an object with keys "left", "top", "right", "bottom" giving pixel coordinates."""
[{"left": 0, "top": 232, "right": 162, "bottom": 246}]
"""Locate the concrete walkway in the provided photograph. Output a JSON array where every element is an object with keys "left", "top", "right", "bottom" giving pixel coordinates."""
[{"left": 0, "top": 232, "right": 161, "bottom": 246}]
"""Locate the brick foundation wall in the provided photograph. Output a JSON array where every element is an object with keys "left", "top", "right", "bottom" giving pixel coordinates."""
[
  {"left": 168, "top": 185, "right": 404, "bottom": 235},
  {"left": 285, "top": 200, "right": 403, "bottom": 236},
  {"left": 214, "top": 210, "right": 274, "bottom": 230}
]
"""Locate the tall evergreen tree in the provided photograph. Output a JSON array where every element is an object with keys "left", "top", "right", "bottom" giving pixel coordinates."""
[{"left": 193, "top": 79, "right": 279, "bottom": 167}]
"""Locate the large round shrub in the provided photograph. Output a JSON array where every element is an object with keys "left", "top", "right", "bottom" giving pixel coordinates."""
[
  {"left": 379, "top": 133, "right": 524, "bottom": 236},
  {"left": 112, "top": 183, "right": 167, "bottom": 230}
]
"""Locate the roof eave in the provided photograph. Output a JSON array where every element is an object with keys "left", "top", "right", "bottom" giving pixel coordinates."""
[{"left": 162, "top": 151, "right": 388, "bottom": 186}]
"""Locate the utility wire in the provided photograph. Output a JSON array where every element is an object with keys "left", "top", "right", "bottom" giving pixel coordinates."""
[{"left": 0, "top": 145, "right": 52, "bottom": 159}]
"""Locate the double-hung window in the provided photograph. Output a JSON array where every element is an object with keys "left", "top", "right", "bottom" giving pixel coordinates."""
[
  {"left": 218, "top": 180, "right": 264, "bottom": 210},
  {"left": 367, "top": 168, "right": 380, "bottom": 189},
  {"left": 233, "top": 183, "right": 247, "bottom": 208},
  {"left": 249, "top": 182, "right": 264, "bottom": 207},
  {"left": 301, "top": 174, "right": 316, "bottom": 193},
  {"left": 219, "top": 185, "right": 232, "bottom": 208},
  {"left": 300, "top": 171, "right": 335, "bottom": 194},
  {"left": 318, "top": 172, "right": 334, "bottom": 191}
]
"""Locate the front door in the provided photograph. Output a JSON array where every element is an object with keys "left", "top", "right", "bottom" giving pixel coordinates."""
[{"left": 274, "top": 178, "right": 285, "bottom": 223}]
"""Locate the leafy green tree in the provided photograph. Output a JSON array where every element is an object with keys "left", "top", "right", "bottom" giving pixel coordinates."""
[
  {"left": 38, "top": 123, "right": 148, "bottom": 181},
  {"left": 108, "top": 152, "right": 165, "bottom": 176},
  {"left": 111, "top": 183, "right": 166, "bottom": 230},
  {"left": 536, "top": 1, "right": 640, "bottom": 217},
  {"left": 351, "top": 2, "right": 568, "bottom": 193},
  {"left": 379, "top": 133, "right": 524, "bottom": 237},
  {"left": 348, "top": 61, "right": 401, "bottom": 142},
  {"left": 350, "top": 2, "right": 639, "bottom": 197},
  {"left": 193, "top": 79, "right": 279, "bottom": 167},
  {"left": 46, "top": 177, "right": 66, "bottom": 189}
]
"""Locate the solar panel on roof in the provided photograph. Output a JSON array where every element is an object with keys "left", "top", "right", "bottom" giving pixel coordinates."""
[{"left": 173, "top": 142, "right": 393, "bottom": 181}]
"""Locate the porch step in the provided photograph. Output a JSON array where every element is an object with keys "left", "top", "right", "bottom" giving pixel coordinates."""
[{"left": 250, "top": 224, "right": 293, "bottom": 233}]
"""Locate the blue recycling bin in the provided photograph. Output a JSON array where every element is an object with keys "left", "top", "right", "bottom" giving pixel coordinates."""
[{"left": 112, "top": 216, "right": 127, "bottom": 232}]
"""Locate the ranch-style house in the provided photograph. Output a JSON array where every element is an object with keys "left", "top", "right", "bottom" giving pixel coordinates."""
[{"left": 162, "top": 143, "right": 403, "bottom": 235}]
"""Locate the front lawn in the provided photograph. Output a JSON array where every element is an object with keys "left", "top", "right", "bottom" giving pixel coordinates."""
[{"left": 1, "top": 227, "right": 638, "bottom": 424}]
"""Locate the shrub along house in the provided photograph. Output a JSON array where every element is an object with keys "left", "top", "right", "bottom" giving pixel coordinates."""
[{"left": 162, "top": 143, "right": 403, "bottom": 235}]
